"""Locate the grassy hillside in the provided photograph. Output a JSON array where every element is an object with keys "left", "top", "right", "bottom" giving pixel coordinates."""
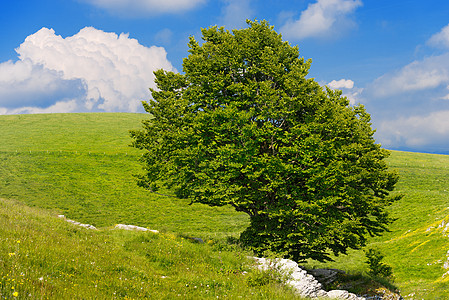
[
  {"left": 0, "top": 113, "right": 248, "bottom": 239},
  {"left": 0, "top": 197, "right": 297, "bottom": 299},
  {"left": 1, "top": 113, "right": 449, "bottom": 298},
  {"left": 304, "top": 151, "right": 449, "bottom": 299}
]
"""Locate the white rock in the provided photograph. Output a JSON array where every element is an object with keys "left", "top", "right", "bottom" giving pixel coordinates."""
[
  {"left": 251, "top": 257, "right": 365, "bottom": 299},
  {"left": 60, "top": 216, "right": 97, "bottom": 230},
  {"left": 252, "top": 257, "right": 323, "bottom": 298},
  {"left": 115, "top": 224, "right": 158, "bottom": 233},
  {"left": 327, "top": 289, "right": 364, "bottom": 299}
]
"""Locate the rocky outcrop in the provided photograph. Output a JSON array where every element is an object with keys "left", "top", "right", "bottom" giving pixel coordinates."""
[
  {"left": 252, "top": 257, "right": 365, "bottom": 299},
  {"left": 308, "top": 268, "right": 345, "bottom": 285}
]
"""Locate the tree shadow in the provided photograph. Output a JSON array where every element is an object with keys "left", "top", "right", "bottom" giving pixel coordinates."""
[{"left": 306, "top": 268, "right": 401, "bottom": 299}]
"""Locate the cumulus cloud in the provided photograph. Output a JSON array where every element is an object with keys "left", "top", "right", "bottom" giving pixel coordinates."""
[
  {"left": 427, "top": 23, "right": 449, "bottom": 49},
  {"left": 82, "top": 0, "right": 206, "bottom": 17},
  {"left": 327, "top": 79, "right": 361, "bottom": 105},
  {"left": 328, "top": 79, "right": 354, "bottom": 89},
  {"left": 0, "top": 27, "right": 175, "bottom": 114},
  {"left": 0, "top": 59, "right": 85, "bottom": 110},
  {"left": 280, "top": 0, "right": 362, "bottom": 40}
]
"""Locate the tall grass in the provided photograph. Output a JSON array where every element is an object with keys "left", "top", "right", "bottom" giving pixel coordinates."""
[{"left": 0, "top": 198, "right": 298, "bottom": 299}]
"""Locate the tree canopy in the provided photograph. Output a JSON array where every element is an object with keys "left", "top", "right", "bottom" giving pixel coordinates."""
[{"left": 130, "top": 20, "right": 401, "bottom": 262}]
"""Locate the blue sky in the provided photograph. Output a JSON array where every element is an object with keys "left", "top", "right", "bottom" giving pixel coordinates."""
[{"left": 1, "top": 0, "right": 449, "bottom": 153}]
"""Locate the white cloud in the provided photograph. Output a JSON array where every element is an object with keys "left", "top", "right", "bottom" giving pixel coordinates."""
[
  {"left": 0, "top": 59, "right": 85, "bottom": 109},
  {"left": 369, "top": 24, "right": 449, "bottom": 100},
  {"left": 366, "top": 53, "right": 449, "bottom": 98},
  {"left": 327, "top": 79, "right": 361, "bottom": 105},
  {"left": 0, "top": 27, "right": 175, "bottom": 114},
  {"left": 82, "top": 0, "right": 205, "bottom": 17},
  {"left": 377, "top": 110, "right": 449, "bottom": 151},
  {"left": 328, "top": 79, "right": 354, "bottom": 89},
  {"left": 219, "top": 0, "right": 255, "bottom": 29},
  {"left": 427, "top": 23, "right": 449, "bottom": 49},
  {"left": 280, "top": 0, "right": 362, "bottom": 40},
  {"left": 0, "top": 100, "right": 80, "bottom": 115}
]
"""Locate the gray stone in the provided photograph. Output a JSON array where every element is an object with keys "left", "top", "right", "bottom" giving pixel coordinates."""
[
  {"left": 327, "top": 289, "right": 364, "bottom": 299},
  {"left": 308, "top": 268, "right": 345, "bottom": 285},
  {"left": 58, "top": 215, "right": 97, "bottom": 230},
  {"left": 251, "top": 257, "right": 364, "bottom": 299}
]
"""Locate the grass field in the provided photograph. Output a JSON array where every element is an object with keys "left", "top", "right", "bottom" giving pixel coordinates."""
[
  {"left": 1, "top": 113, "right": 449, "bottom": 298},
  {"left": 0, "top": 113, "right": 248, "bottom": 239},
  {"left": 0, "top": 198, "right": 297, "bottom": 299}
]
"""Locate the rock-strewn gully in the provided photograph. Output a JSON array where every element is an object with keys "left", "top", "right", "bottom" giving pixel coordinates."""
[{"left": 253, "top": 257, "right": 364, "bottom": 299}]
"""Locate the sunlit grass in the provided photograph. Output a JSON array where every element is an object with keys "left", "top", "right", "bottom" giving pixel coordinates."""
[
  {"left": 0, "top": 113, "right": 144, "bottom": 154},
  {"left": 0, "top": 113, "right": 248, "bottom": 240},
  {"left": 0, "top": 198, "right": 299, "bottom": 299},
  {"left": 2, "top": 113, "right": 449, "bottom": 298},
  {"left": 303, "top": 151, "right": 449, "bottom": 298}
]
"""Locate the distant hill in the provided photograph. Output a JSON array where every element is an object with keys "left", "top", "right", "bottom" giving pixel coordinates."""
[{"left": 0, "top": 113, "right": 448, "bottom": 298}]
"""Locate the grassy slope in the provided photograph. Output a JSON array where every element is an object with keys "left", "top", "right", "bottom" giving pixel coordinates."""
[
  {"left": 305, "top": 151, "right": 449, "bottom": 299},
  {"left": 1, "top": 113, "right": 449, "bottom": 298},
  {"left": 0, "top": 198, "right": 297, "bottom": 299},
  {"left": 0, "top": 113, "right": 248, "bottom": 239},
  {"left": 0, "top": 113, "right": 297, "bottom": 299}
]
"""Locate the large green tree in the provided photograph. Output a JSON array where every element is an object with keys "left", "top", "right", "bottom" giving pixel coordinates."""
[{"left": 130, "top": 20, "right": 401, "bottom": 262}]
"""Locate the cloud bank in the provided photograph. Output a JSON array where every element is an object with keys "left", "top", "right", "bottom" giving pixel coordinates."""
[
  {"left": 0, "top": 27, "right": 175, "bottom": 114},
  {"left": 361, "top": 23, "right": 449, "bottom": 152},
  {"left": 377, "top": 110, "right": 449, "bottom": 152},
  {"left": 281, "top": 0, "right": 362, "bottom": 40},
  {"left": 82, "top": 0, "right": 206, "bottom": 17}
]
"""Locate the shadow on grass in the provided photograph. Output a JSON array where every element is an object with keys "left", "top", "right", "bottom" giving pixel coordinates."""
[{"left": 314, "top": 270, "right": 401, "bottom": 298}]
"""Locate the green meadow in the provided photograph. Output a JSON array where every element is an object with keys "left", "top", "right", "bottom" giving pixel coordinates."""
[
  {"left": 0, "top": 113, "right": 248, "bottom": 239},
  {"left": 1, "top": 113, "right": 449, "bottom": 298},
  {"left": 0, "top": 197, "right": 298, "bottom": 299}
]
